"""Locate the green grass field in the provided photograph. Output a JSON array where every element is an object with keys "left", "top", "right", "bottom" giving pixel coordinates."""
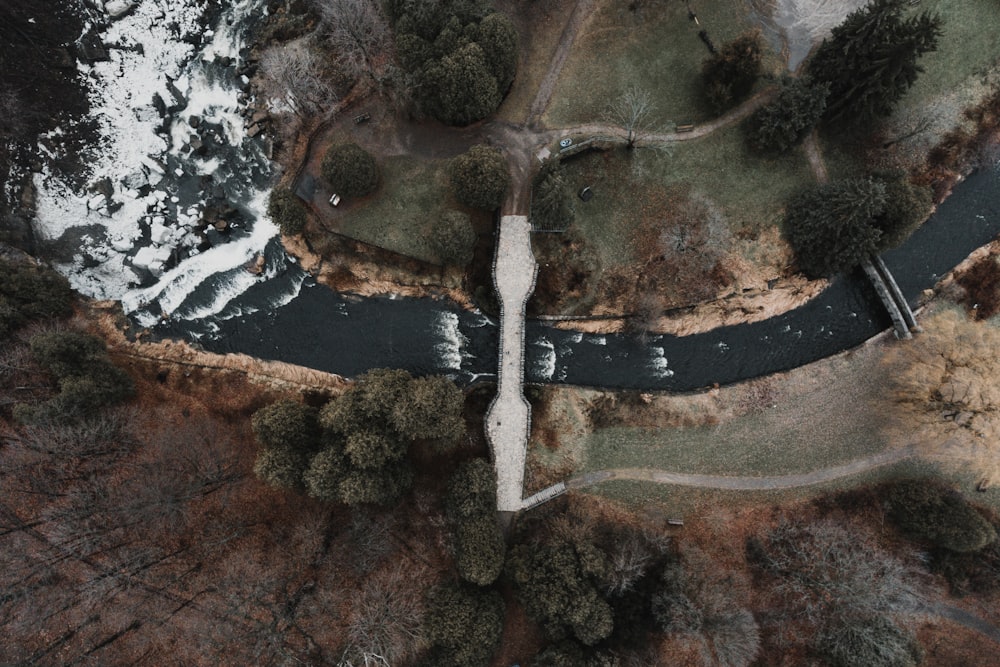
[
  {"left": 336, "top": 156, "right": 453, "bottom": 264},
  {"left": 544, "top": 0, "right": 782, "bottom": 129},
  {"left": 563, "top": 126, "right": 813, "bottom": 270},
  {"left": 899, "top": 0, "right": 1000, "bottom": 108}
]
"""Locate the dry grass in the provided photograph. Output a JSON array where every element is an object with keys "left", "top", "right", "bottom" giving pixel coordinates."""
[{"left": 529, "top": 338, "right": 895, "bottom": 481}]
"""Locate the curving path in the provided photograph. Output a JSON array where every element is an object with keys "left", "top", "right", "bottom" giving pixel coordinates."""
[
  {"left": 564, "top": 445, "right": 918, "bottom": 492},
  {"left": 920, "top": 601, "right": 1000, "bottom": 645}
]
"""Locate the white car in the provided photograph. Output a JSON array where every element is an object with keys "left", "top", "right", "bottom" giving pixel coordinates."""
[{"left": 329, "top": 194, "right": 341, "bottom": 207}]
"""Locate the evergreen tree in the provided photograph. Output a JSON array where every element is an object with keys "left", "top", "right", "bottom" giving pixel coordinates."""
[
  {"left": 808, "top": 0, "right": 942, "bottom": 125},
  {"left": 745, "top": 77, "right": 829, "bottom": 154},
  {"left": 784, "top": 178, "right": 887, "bottom": 277}
]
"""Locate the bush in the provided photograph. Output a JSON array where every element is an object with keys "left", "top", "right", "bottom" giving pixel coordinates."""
[
  {"left": 817, "top": 615, "right": 923, "bottom": 667},
  {"left": 745, "top": 77, "right": 829, "bottom": 154},
  {"left": 448, "top": 144, "right": 509, "bottom": 210},
  {"left": 784, "top": 178, "right": 887, "bottom": 277},
  {"left": 702, "top": 31, "right": 762, "bottom": 113},
  {"left": 15, "top": 331, "right": 133, "bottom": 424},
  {"left": 321, "top": 142, "right": 378, "bottom": 197},
  {"left": 446, "top": 458, "right": 497, "bottom": 519},
  {"left": 455, "top": 515, "right": 505, "bottom": 585},
  {"left": 432, "top": 210, "right": 477, "bottom": 266},
  {"left": 267, "top": 187, "right": 308, "bottom": 235},
  {"left": 886, "top": 479, "right": 997, "bottom": 553},
  {"left": 0, "top": 258, "right": 73, "bottom": 338},
  {"left": 424, "top": 583, "right": 505, "bottom": 667},
  {"left": 251, "top": 400, "right": 321, "bottom": 453}
]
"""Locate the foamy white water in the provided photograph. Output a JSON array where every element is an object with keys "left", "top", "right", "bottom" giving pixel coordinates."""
[
  {"left": 32, "top": 0, "right": 277, "bottom": 329},
  {"left": 533, "top": 337, "right": 556, "bottom": 381},
  {"left": 648, "top": 347, "right": 675, "bottom": 379},
  {"left": 433, "top": 311, "right": 470, "bottom": 371}
]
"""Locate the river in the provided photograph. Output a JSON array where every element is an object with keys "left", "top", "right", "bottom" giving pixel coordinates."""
[{"left": 29, "top": 0, "right": 1000, "bottom": 391}]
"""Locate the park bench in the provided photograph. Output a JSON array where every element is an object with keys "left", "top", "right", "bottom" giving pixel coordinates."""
[{"left": 353, "top": 113, "right": 370, "bottom": 124}]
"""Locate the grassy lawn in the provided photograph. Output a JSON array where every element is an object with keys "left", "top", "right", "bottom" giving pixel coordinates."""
[
  {"left": 544, "top": 0, "right": 782, "bottom": 129},
  {"left": 562, "top": 126, "right": 814, "bottom": 270},
  {"left": 336, "top": 156, "right": 452, "bottom": 264},
  {"left": 898, "top": 0, "right": 1000, "bottom": 110}
]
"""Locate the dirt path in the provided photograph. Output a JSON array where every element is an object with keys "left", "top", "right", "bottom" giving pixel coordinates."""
[
  {"left": 920, "top": 602, "right": 1000, "bottom": 645},
  {"left": 565, "top": 445, "right": 917, "bottom": 491},
  {"left": 526, "top": 0, "right": 596, "bottom": 126}
]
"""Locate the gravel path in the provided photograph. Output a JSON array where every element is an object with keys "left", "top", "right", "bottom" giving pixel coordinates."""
[
  {"left": 486, "top": 215, "right": 538, "bottom": 511},
  {"left": 565, "top": 445, "right": 917, "bottom": 491}
]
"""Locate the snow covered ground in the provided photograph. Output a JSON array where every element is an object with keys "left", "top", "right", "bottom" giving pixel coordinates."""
[{"left": 31, "top": 0, "right": 296, "bottom": 329}]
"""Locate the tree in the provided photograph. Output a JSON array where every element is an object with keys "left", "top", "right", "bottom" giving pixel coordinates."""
[
  {"left": 476, "top": 12, "right": 518, "bottom": 92},
  {"left": 392, "top": 374, "right": 465, "bottom": 442},
  {"left": 343, "top": 429, "right": 406, "bottom": 469},
  {"left": 532, "top": 640, "right": 620, "bottom": 667},
  {"left": 808, "top": 0, "right": 942, "bottom": 126},
  {"left": 312, "top": 0, "right": 393, "bottom": 84},
  {"left": 531, "top": 160, "right": 574, "bottom": 231},
  {"left": 321, "top": 142, "right": 378, "bottom": 197},
  {"left": 390, "top": 2, "right": 517, "bottom": 125},
  {"left": 424, "top": 583, "right": 504, "bottom": 667},
  {"left": 702, "top": 31, "right": 762, "bottom": 114},
  {"left": 15, "top": 331, "right": 134, "bottom": 424},
  {"left": 650, "top": 550, "right": 760, "bottom": 667},
  {"left": 258, "top": 41, "right": 338, "bottom": 119},
  {"left": 251, "top": 400, "right": 321, "bottom": 453},
  {"left": 817, "top": 614, "right": 923, "bottom": 667},
  {"left": 455, "top": 515, "right": 505, "bottom": 586},
  {"left": 0, "top": 258, "right": 73, "bottom": 339},
  {"left": 748, "top": 519, "right": 922, "bottom": 627},
  {"left": 784, "top": 177, "right": 887, "bottom": 278},
  {"left": 745, "top": 77, "right": 829, "bottom": 154},
  {"left": 431, "top": 210, "right": 477, "bottom": 266},
  {"left": 886, "top": 479, "right": 996, "bottom": 553},
  {"left": 885, "top": 310, "right": 1000, "bottom": 484},
  {"left": 507, "top": 540, "right": 614, "bottom": 645},
  {"left": 448, "top": 144, "right": 509, "bottom": 210},
  {"left": 605, "top": 86, "right": 656, "bottom": 149},
  {"left": 253, "top": 446, "right": 310, "bottom": 490},
  {"left": 418, "top": 42, "right": 501, "bottom": 126},
  {"left": 302, "top": 444, "right": 346, "bottom": 501},
  {"left": 872, "top": 171, "right": 933, "bottom": 250},
  {"left": 267, "top": 188, "right": 308, "bottom": 235}
]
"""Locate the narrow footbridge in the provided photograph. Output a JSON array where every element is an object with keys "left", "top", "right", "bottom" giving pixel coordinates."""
[{"left": 862, "top": 255, "right": 920, "bottom": 339}]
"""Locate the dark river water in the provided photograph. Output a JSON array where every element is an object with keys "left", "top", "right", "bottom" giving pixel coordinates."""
[{"left": 161, "top": 166, "right": 1000, "bottom": 391}]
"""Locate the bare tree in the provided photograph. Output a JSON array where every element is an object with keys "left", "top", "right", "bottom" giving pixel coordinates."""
[
  {"left": 312, "top": 0, "right": 393, "bottom": 84},
  {"left": 258, "top": 40, "right": 339, "bottom": 119},
  {"left": 605, "top": 86, "right": 657, "bottom": 149},
  {"left": 340, "top": 562, "right": 428, "bottom": 666}
]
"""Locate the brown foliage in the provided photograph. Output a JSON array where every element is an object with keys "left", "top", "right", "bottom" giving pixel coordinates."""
[
  {"left": 883, "top": 308, "right": 1000, "bottom": 484},
  {"left": 955, "top": 251, "right": 1000, "bottom": 319}
]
